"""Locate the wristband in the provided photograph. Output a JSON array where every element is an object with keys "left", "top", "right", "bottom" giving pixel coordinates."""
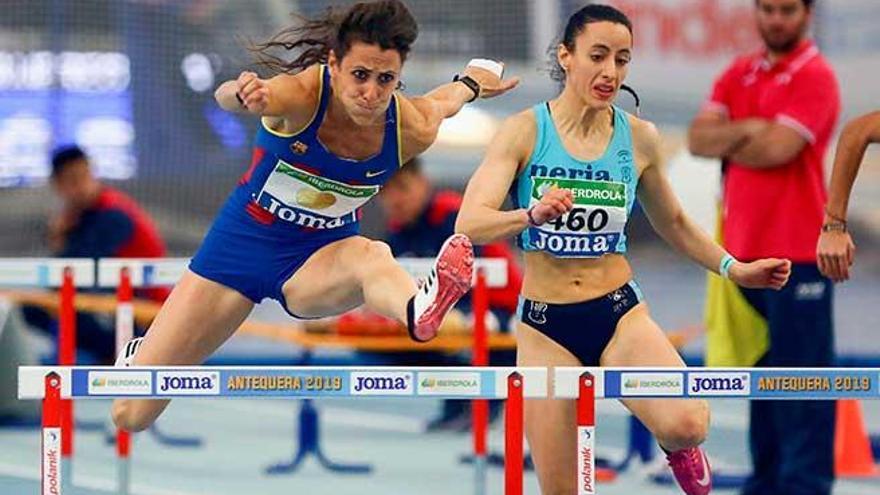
[
  {"left": 452, "top": 74, "right": 480, "bottom": 103},
  {"left": 719, "top": 253, "right": 737, "bottom": 279},
  {"left": 453, "top": 58, "right": 504, "bottom": 103},
  {"left": 526, "top": 206, "right": 542, "bottom": 227},
  {"left": 821, "top": 222, "right": 847, "bottom": 233},
  {"left": 466, "top": 58, "right": 504, "bottom": 78}
]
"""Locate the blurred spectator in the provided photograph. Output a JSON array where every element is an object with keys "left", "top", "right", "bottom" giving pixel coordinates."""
[
  {"left": 382, "top": 158, "right": 522, "bottom": 320},
  {"left": 47, "top": 145, "right": 166, "bottom": 263},
  {"left": 377, "top": 158, "right": 523, "bottom": 431},
  {"left": 688, "top": 1, "right": 840, "bottom": 493},
  {"left": 23, "top": 145, "right": 168, "bottom": 364}
]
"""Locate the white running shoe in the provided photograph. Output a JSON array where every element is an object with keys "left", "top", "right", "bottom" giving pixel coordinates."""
[{"left": 115, "top": 337, "right": 144, "bottom": 367}]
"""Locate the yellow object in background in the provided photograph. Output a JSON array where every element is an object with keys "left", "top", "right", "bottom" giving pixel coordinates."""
[{"left": 704, "top": 203, "right": 769, "bottom": 367}]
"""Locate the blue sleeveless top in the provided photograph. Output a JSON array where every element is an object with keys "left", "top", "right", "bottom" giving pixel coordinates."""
[
  {"left": 510, "top": 103, "right": 639, "bottom": 258},
  {"left": 230, "top": 65, "right": 402, "bottom": 238}
]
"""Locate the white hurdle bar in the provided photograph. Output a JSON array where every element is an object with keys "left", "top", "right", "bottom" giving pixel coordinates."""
[
  {"left": 25, "top": 363, "right": 880, "bottom": 494},
  {"left": 557, "top": 367, "right": 880, "bottom": 494},
  {"left": 19, "top": 366, "right": 546, "bottom": 400},
  {"left": 21, "top": 366, "right": 544, "bottom": 495},
  {"left": 0, "top": 257, "right": 508, "bottom": 290},
  {"left": 4, "top": 257, "right": 510, "bottom": 494},
  {"left": 0, "top": 258, "right": 94, "bottom": 288},
  {"left": 94, "top": 257, "right": 508, "bottom": 289}
]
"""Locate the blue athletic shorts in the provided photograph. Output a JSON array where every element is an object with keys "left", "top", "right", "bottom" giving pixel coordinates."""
[
  {"left": 189, "top": 192, "right": 356, "bottom": 315},
  {"left": 517, "top": 280, "right": 644, "bottom": 365}
]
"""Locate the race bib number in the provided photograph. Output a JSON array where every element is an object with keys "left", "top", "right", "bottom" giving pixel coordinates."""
[
  {"left": 528, "top": 177, "right": 627, "bottom": 257},
  {"left": 255, "top": 160, "right": 379, "bottom": 229}
]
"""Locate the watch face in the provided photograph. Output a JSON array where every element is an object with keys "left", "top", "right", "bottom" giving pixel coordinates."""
[{"left": 454, "top": 76, "right": 479, "bottom": 102}]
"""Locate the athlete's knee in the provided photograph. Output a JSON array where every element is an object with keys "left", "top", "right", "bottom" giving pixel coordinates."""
[
  {"left": 360, "top": 240, "right": 395, "bottom": 271},
  {"left": 536, "top": 473, "right": 577, "bottom": 495},
  {"left": 111, "top": 399, "right": 157, "bottom": 433},
  {"left": 366, "top": 239, "right": 394, "bottom": 260},
  {"left": 664, "top": 400, "right": 710, "bottom": 448},
  {"left": 531, "top": 453, "right": 577, "bottom": 495},
  {"left": 541, "top": 481, "right": 576, "bottom": 495}
]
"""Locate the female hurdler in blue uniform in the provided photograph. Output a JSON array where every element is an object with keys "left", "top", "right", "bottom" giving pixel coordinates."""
[{"left": 112, "top": 0, "right": 518, "bottom": 432}]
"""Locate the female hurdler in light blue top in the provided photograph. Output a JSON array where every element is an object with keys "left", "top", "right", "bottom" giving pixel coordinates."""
[
  {"left": 511, "top": 102, "right": 638, "bottom": 257},
  {"left": 455, "top": 4, "right": 793, "bottom": 495}
]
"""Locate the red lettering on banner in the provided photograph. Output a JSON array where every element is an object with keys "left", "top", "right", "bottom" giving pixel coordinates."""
[{"left": 613, "top": 0, "right": 759, "bottom": 58}]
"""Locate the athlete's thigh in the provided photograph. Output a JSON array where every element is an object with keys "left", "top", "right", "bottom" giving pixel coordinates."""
[
  {"left": 134, "top": 269, "right": 255, "bottom": 367},
  {"left": 600, "top": 304, "right": 706, "bottom": 433},
  {"left": 517, "top": 321, "right": 581, "bottom": 495},
  {"left": 282, "top": 235, "right": 374, "bottom": 318}
]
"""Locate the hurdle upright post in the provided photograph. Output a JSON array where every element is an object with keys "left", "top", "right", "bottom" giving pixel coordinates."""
[
  {"left": 42, "top": 372, "right": 63, "bottom": 495},
  {"left": 504, "top": 371, "right": 524, "bottom": 495},
  {"left": 577, "top": 372, "right": 597, "bottom": 494},
  {"left": 58, "top": 267, "right": 76, "bottom": 492},
  {"left": 116, "top": 267, "right": 133, "bottom": 495},
  {"left": 471, "top": 269, "right": 489, "bottom": 495}
]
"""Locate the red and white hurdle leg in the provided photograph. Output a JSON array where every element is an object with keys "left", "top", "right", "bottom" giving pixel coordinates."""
[{"left": 577, "top": 372, "right": 596, "bottom": 494}]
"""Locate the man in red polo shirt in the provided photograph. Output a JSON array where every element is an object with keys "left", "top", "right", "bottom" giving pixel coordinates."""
[
  {"left": 688, "top": 1, "right": 839, "bottom": 494},
  {"left": 28, "top": 145, "right": 169, "bottom": 363}
]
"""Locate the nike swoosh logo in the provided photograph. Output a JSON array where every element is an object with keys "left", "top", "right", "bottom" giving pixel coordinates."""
[
  {"left": 365, "top": 170, "right": 387, "bottom": 178},
  {"left": 696, "top": 450, "right": 711, "bottom": 487}
]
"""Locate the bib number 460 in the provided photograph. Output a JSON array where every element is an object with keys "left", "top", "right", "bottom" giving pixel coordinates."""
[{"left": 548, "top": 207, "right": 609, "bottom": 232}]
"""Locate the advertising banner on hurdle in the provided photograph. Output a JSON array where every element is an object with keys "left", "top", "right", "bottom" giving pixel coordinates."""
[
  {"left": 20, "top": 367, "right": 548, "bottom": 400},
  {"left": 555, "top": 368, "right": 880, "bottom": 400},
  {"left": 0, "top": 258, "right": 94, "bottom": 288}
]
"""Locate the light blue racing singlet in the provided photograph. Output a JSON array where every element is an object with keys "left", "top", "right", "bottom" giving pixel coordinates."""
[{"left": 510, "top": 103, "right": 640, "bottom": 258}]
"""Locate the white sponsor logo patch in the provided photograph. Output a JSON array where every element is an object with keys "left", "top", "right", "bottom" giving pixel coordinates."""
[
  {"left": 417, "top": 372, "right": 481, "bottom": 396},
  {"left": 620, "top": 372, "right": 684, "bottom": 396},
  {"left": 350, "top": 372, "right": 414, "bottom": 396},
  {"left": 688, "top": 372, "right": 751, "bottom": 396},
  {"left": 88, "top": 371, "right": 152, "bottom": 395},
  {"left": 157, "top": 371, "right": 220, "bottom": 395}
]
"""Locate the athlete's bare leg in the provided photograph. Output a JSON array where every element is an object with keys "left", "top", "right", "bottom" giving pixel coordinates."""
[
  {"left": 516, "top": 322, "right": 581, "bottom": 495},
  {"left": 283, "top": 234, "right": 473, "bottom": 341},
  {"left": 111, "top": 271, "right": 254, "bottom": 432},
  {"left": 518, "top": 302, "right": 709, "bottom": 495},
  {"left": 601, "top": 303, "right": 709, "bottom": 451}
]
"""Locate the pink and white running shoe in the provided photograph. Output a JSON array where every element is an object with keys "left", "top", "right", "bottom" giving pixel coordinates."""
[
  {"left": 667, "top": 447, "right": 713, "bottom": 495},
  {"left": 407, "top": 234, "right": 474, "bottom": 342}
]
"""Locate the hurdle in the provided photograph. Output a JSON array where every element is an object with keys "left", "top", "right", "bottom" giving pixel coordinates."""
[
  {"left": 96, "top": 257, "right": 509, "bottom": 481},
  {"left": 0, "top": 258, "right": 93, "bottom": 494},
  {"left": 556, "top": 367, "right": 880, "bottom": 493},
  {"left": 19, "top": 365, "right": 546, "bottom": 495},
  {"left": 2, "top": 257, "right": 513, "bottom": 491}
]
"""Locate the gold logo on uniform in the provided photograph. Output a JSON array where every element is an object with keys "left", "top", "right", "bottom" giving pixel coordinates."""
[
  {"left": 291, "top": 141, "right": 308, "bottom": 155},
  {"left": 296, "top": 188, "right": 336, "bottom": 210}
]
